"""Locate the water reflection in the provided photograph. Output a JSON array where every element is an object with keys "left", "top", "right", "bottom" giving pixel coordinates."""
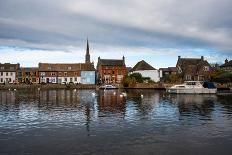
[{"left": 0, "top": 89, "right": 232, "bottom": 155}]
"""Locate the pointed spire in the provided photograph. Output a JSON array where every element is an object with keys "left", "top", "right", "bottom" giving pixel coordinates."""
[
  {"left": 85, "top": 38, "right": 90, "bottom": 63},
  {"left": 86, "top": 38, "right": 89, "bottom": 55}
]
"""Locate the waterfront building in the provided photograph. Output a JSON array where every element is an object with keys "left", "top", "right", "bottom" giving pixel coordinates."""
[
  {"left": 97, "top": 56, "right": 126, "bottom": 84},
  {"left": 38, "top": 40, "right": 95, "bottom": 84},
  {"left": 159, "top": 67, "right": 177, "bottom": 78},
  {"left": 176, "top": 56, "right": 211, "bottom": 81},
  {"left": 0, "top": 63, "right": 20, "bottom": 84},
  {"left": 130, "top": 60, "right": 160, "bottom": 82},
  {"left": 220, "top": 59, "right": 232, "bottom": 72},
  {"left": 18, "top": 67, "right": 39, "bottom": 84}
]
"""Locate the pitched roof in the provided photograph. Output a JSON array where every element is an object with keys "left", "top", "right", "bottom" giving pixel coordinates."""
[
  {"left": 159, "top": 67, "right": 177, "bottom": 72},
  {"left": 221, "top": 60, "right": 232, "bottom": 67},
  {"left": 98, "top": 59, "right": 125, "bottom": 66},
  {"left": 176, "top": 57, "right": 211, "bottom": 75},
  {"left": 0, "top": 63, "right": 19, "bottom": 71},
  {"left": 131, "top": 60, "right": 156, "bottom": 71},
  {"left": 38, "top": 63, "right": 95, "bottom": 71}
]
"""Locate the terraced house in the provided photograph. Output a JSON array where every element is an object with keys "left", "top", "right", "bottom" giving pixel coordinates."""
[
  {"left": 18, "top": 67, "right": 39, "bottom": 84},
  {"left": 0, "top": 63, "right": 20, "bottom": 84},
  {"left": 38, "top": 40, "right": 95, "bottom": 84},
  {"left": 38, "top": 63, "right": 95, "bottom": 84}
]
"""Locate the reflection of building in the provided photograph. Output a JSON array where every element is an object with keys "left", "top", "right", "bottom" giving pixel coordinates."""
[
  {"left": 97, "top": 90, "right": 126, "bottom": 113},
  {"left": 18, "top": 67, "right": 39, "bottom": 84},
  {"left": 0, "top": 63, "right": 20, "bottom": 84},
  {"left": 176, "top": 56, "right": 211, "bottom": 81},
  {"left": 130, "top": 60, "right": 160, "bottom": 82},
  {"left": 220, "top": 59, "right": 232, "bottom": 72},
  {"left": 97, "top": 56, "right": 126, "bottom": 84},
  {"left": 38, "top": 40, "right": 95, "bottom": 84},
  {"left": 174, "top": 94, "right": 216, "bottom": 116}
]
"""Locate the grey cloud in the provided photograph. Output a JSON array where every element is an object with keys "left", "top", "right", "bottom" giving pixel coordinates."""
[{"left": 0, "top": 0, "right": 231, "bottom": 56}]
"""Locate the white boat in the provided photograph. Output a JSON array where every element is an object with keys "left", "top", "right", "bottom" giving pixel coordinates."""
[
  {"left": 99, "top": 84, "right": 118, "bottom": 89},
  {"left": 166, "top": 81, "right": 217, "bottom": 94}
]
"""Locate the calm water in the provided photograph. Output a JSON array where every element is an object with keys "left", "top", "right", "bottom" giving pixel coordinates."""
[{"left": 0, "top": 89, "right": 232, "bottom": 155}]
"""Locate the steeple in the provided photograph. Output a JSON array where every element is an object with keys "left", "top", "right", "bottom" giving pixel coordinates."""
[{"left": 85, "top": 38, "right": 90, "bottom": 63}]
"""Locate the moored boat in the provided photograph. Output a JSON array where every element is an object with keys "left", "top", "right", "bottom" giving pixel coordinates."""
[
  {"left": 166, "top": 81, "right": 217, "bottom": 94},
  {"left": 99, "top": 84, "right": 118, "bottom": 89}
]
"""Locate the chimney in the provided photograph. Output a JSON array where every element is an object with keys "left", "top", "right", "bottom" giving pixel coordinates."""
[
  {"left": 178, "top": 56, "right": 181, "bottom": 59},
  {"left": 122, "top": 55, "right": 125, "bottom": 63},
  {"left": 225, "top": 59, "right": 228, "bottom": 64},
  {"left": 201, "top": 56, "right": 204, "bottom": 61}
]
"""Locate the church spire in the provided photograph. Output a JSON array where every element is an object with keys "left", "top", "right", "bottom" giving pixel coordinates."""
[{"left": 85, "top": 38, "right": 90, "bottom": 63}]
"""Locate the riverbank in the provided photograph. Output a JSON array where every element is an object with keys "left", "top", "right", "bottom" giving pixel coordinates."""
[
  {"left": 0, "top": 84, "right": 97, "bottom": 90},
  {"left": 0, "top": 83, "right": 231, "bottom": 90}
]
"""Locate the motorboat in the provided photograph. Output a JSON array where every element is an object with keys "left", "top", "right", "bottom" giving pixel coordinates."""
[
  {"left": 99, "top": 84, "right": 118, "bottom": 89},
  {"left": 166, "top": 81, "right": 217, "bottom": 94}
]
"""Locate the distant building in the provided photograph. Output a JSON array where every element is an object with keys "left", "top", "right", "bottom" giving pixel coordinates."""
[
  {"left": 38, "top": 40, "right": 95, "bottom": 84},
  {"left": 176, "top": 56, "right": 211, "bottom": 81},
  {"left": 0, "top": 63, "right": 20, "bottom": 84},
  {"left": 18, "top": 67, "right": 39, "bottom": 84},
  {"left": 97, "top": 56, "right": 126, "bottom": 84},
  {"left": 220, "top": 59, "right": 232, "bottom": 72},
  {"left": 130, "top": 60, "right": 160, "bottom": 82},
  {"left": 159, "top": 67, "right": 177, "bottom": 78}
]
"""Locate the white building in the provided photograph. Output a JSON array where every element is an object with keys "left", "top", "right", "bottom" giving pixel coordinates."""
[
  {"left": 0, "top": 63, "right": 19, "bottom": 84},
  {"left": 130, "top": 60, "right": 160, "bottom": 82}
]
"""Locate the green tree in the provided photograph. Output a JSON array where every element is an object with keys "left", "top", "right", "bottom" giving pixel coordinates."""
[{"left": 129, "top": 73, "right": 143, "bottom": 83}]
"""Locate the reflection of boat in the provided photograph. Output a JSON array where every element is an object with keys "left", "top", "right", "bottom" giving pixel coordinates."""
[
  {"left": 99, "top": 84, "right": 118, "bottom": 89},
  {"left": 166, "top": 81, "right": 217, "bottom": 94}
]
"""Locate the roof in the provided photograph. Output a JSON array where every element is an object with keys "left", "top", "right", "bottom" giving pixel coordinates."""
[
  {"left": 131, "top": 60, "right": 156, "bottom": 71},
  {"left": 159, "top": 67, "right": 177, "bottom": 72},
  {"left": 221, "top": 60, "right": 232, "bottom": 67},
  {"left": 0, "top": 63, "right": 19, "bottom": 71},
  {"left": 98, "top": 59, "right": 125, "bottom": 66},
  {"left": 38, "top": 63, "right": 95, "bottom": 71},
  {"left": 176, "top": 57, "right": 211, "bottom": 75}
]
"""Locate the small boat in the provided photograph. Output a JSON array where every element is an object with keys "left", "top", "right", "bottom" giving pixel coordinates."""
[
  {"left": 166, "top": 81, "right": 217, "bottom": 94},
  {"left": 99, "top": 84, "right": 118, "bottom": 89}
]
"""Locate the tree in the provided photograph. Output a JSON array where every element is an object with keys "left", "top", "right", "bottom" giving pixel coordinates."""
[{"left": 129, "top": 73, "right": 143, "bottom": 83}]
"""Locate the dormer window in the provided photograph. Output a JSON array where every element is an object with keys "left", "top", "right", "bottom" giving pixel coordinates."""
[
  {"left": 68, "top": 66, "right": 71, "bottom": 70},
  {"left": 0, "top": 67, "right": 4, "bottom": 70},
  {"left": 48, "top": 66, "right": 51, "bottom": 70}
]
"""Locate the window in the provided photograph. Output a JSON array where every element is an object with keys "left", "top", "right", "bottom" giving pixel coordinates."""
[
  {"left": 64, "top": 72, "right": 67, "bottom": 76},
  {"left": 68, "top": 66, "right": 71, "bottom": 70},
  {"left": 75, "top": 77, "right": 77, "bottom": 81},
  {"left": 9, "top": 78, "right": 11, "bottom": 82},
  {"left": 0, "top": 78, "right": 3, "bottom": 82},
  {"left": 0, "top": 67, "right": 4, "bottom": 70},
  {"left": 51, "top": 72, "right": 56, "bottom": 76},
  {"left": 186, "top": 75, "right": 192, "bottom": 80},
  {"left": 41, "top": 72, "right": 45, "bottom": 76},
  {"left": 10, "top": 72, "right": 13, "bottom": 76},
  {"left": 64, "top": 77, "right": 67, "bottom": 82},
  {"left": 6, "top": 72, "right": 8, "bottom": 76},
  {"left": 204, "top": 66, "right": 209, "bottom": 71},
  {"left": 0, "top": 72, "right": 3, "bottom": 76},
  {"left": 10, "top": 67, "right": 14, "bottom": 70},
  {"left": 48, "top": 66, "right": 51, "bottom": 70}
]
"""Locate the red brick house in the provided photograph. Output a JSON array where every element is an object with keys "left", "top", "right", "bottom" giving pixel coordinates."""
[{"left": 97, "top": 56, "right": 126, "bottom": 84}]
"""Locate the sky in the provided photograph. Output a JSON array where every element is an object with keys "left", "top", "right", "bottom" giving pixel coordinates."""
[{"left": 0, "top": 0, "right": 232, "bottom": 68}]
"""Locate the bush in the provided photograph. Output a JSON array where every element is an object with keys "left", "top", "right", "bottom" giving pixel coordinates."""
[{"left": 129, "top": 73, "right": 143, "bottom": 83}]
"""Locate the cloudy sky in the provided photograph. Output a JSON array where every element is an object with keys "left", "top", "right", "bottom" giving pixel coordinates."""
[{"left": 0, "top": 0, "right": 231, "bottom": 68}]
